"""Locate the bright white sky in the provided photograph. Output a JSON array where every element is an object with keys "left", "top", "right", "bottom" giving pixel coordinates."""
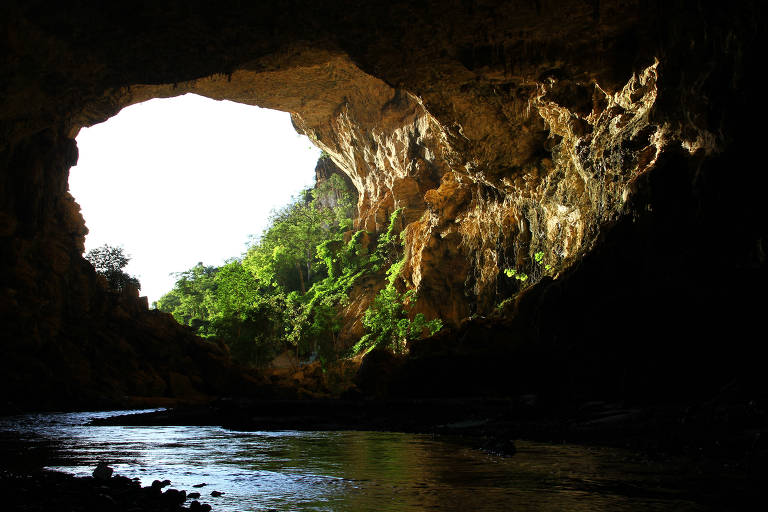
[{"left": 70, "top": 93, "right": 320, "bottom": 305}]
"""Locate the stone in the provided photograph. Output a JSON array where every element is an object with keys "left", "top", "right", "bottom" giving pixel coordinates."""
[
  {"left": 151, "top": 479, "right": 171, "bottom": 489},
  {"left": 91, "top": 462, "right": 113, "bottom": 480},
  {"left": 162, "top": 488, "right": 186, "bottom": 505}
]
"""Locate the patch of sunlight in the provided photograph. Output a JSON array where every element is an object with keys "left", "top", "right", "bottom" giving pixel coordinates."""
[{"left": 70, "top": 93, "right": 321, "bottom": 303}]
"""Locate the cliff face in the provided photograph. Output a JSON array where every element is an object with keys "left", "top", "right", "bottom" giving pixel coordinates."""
[{"left": 1, "top": 1, "right": 765, "bottom": 408}]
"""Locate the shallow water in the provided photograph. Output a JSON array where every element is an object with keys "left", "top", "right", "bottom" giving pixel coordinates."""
[{"left": 0, "top": 410, "right": 710, "bottom": 511}]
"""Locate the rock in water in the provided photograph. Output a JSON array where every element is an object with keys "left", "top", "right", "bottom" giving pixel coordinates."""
[
  {"left": 162, "top": 488, "right": 187, "bottom": 505},
  {"left": 151, "top": 479, "right": 171, "bottom": 489},
  {"left": 92, "top": 462, "right": 113, "bottom": 480}
]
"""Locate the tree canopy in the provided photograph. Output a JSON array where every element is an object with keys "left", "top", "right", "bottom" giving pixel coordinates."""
[
  {"left": 155, "top": 168, "right": 442, "bottom": 367},
  {"left": 85, "top": 244, "right": 141, "bottom": 292}
]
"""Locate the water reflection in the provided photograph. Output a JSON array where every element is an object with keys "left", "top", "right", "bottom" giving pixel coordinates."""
[{"left": 0, "top": 411, "right": 707, "bottom": 511}]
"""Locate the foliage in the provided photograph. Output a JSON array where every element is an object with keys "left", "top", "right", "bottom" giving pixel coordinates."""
[
  {"left": 503, "top": 268, "right": 528, "bottom": 282},
  {"left": 155, "top": 262, "right": 216, "bottom": 329},
  {"left": 156, "top": 169, "right": 359, "bottom": 366},
  {"left": 85, "top": 244, "right": 141, "bottom": 292},
  {"left": 376, "top": 207, "right": 406, "bottom": 267},
  {"left": 502, "top": 249, "right": 555, "bottom": 289},
  {"left": 352, "top": 209, "right": 442, "bottom": 355},
  {"left": 155, "top": 162, "right": 442, "bottom": 366},
  {"left": 534, "top": 250, "right": 553, "bottom": 271},
  {"left": 355, "top": 286, "right": 442, "bottom": 355},
  {"left": 496, "top": 297, "right": 514, "bottom": 310}
]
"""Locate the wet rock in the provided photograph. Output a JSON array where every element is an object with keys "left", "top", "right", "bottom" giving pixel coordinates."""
[
  {"left": 111, "top": 475, "right": 135, "bottom": 487},
  {"left": 1, "top": 469, "right": 205, "bottom": 511},
  {"left": 151, "top": 478, "right": 171, "bottom": 489},
  {"left": 91, "top": 462, "right": 113, "bottom": 480},
  {"left": 163, "top": 488, "right": 187, "bottom": 505},
  {"left": 210, "top": 490, "right": 224, "bottom": 497}
]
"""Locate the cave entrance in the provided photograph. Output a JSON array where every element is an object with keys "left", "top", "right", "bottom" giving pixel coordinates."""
[
  {"left": 60, "top": 53, "right": 433, "bottom": 370},
  {"left": 70, "top": 93, "right": 322, "bottom": 305}
]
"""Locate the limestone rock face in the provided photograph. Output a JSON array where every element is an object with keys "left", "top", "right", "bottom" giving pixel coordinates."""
[{"left": 0, "top": 2, "right": 765, "bottom": 407}]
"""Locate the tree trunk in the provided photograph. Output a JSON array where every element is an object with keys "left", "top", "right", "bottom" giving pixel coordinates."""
[{"left": 295, "top": 261, "right": 306, "bottom": 294}]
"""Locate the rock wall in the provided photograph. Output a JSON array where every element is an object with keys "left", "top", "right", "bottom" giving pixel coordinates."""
[{"left": 1, "top": 1, "right": 765, "bottom": 408}]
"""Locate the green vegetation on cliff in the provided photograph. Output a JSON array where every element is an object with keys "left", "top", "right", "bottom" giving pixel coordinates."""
[
  {"left": 86, "top": 244, "right": 141, "bottom": 292},
  {"left": 155, "top": 170, "right": 441, "bottom": 366}
]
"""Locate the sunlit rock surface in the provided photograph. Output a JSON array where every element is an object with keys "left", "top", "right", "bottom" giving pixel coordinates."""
[{"left": 0, "top": 1, "right": 764, "bottom": 409}]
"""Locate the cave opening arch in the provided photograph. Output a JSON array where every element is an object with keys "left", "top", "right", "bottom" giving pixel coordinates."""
[
  {"left": 1, "top": 2, "right": 764, "bottom": 410},
  {"left": 70, "top": 93, "right": 325, "bottom": 305}
]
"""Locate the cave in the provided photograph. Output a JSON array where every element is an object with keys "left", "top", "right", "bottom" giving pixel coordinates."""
[{"left": 1, "top": 0, "right": 766, "bottom": 505}]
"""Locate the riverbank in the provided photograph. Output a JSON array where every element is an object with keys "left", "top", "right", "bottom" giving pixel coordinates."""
[{"left": 0, "top": 468, "right": 215, "bottom": 512}]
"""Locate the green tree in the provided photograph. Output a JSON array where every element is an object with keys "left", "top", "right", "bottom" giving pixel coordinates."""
[
  {"left": 249, "top": 187, "right": 344, "bottom": 293},
  {"left": 210, "top": 261, "right": 287, "bottom": 366},
  {"left": 85, "top": 244, "right": 141, "bottom": 292},
  {"left": 156, "top": 168, "right": 360, "bottom": 365},
  {"left": 156, "top": 263, "right": 217, "bottom": 330}
]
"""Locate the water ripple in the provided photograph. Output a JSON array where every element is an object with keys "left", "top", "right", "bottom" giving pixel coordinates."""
[{"left": 0, "top": 410, "right": 709, "bottom": 511}]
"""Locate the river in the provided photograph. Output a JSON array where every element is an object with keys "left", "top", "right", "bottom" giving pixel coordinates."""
[{"left": 0, "top": 410, "right": 713, "bottom": 511}]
